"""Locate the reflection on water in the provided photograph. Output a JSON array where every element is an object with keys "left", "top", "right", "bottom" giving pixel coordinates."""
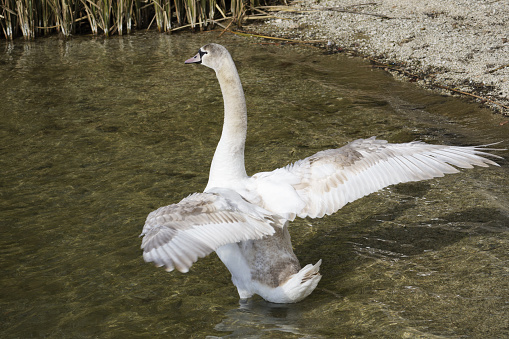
[
  {"left": 210, "top": 300, "right": 324, "bottom": 338},
  {"left": 1, "top": 31, "right": 508, "bottom": 338}
]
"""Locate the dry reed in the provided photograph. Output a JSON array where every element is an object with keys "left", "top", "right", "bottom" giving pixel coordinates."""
[{"left": 0, "top": 0, "right": 267, "bottom": 40}]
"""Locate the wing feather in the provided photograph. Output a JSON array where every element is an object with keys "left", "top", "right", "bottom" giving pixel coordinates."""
[
  {"left": 140, "top": 189, "right": 284, "bottom": 273},
  {"left": 255, "top": 138, "right": 503, "bottom": 219}
]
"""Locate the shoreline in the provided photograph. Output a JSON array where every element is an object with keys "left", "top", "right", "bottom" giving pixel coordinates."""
[{"left": 245, "top": 0, "right": 509, "bottom": 116}]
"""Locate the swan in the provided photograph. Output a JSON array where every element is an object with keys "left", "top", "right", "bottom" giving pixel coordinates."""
[{"left": 140, "top": 43, "right": 502, "bottom": 303}]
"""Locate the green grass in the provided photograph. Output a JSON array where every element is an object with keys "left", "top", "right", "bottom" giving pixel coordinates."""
[{"left": 0, "top": 0, "right": 265, "bottom": 39}]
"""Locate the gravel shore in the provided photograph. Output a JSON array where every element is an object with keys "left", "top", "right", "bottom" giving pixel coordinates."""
[{"left": 248, "top": 0, "right": 509, "bottom": 115}]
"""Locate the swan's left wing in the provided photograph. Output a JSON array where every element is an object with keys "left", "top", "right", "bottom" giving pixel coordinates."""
[
  {"left": 252, "top": 137, "right": 503, "bottom": 219},
  {"left": 141, "top": 189, "right": 283, "bottom": 273}
]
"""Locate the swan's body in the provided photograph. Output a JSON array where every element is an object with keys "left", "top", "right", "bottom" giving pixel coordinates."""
[{"left": 140, "top": 43, "right": 502, "bottom": 303}]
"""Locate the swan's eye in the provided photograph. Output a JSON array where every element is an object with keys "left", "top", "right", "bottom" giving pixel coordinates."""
[{"left": 199, "top": 50, "right": 208, "bottom": 58}]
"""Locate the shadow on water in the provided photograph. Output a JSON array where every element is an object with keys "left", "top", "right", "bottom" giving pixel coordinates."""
[{"left": 1, "top": 31, "right": 508, "bottom": 338}]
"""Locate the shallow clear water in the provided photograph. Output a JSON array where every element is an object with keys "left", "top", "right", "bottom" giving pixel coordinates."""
[{"left": 1, "top": 31, "right": 508, "bottom": 338}]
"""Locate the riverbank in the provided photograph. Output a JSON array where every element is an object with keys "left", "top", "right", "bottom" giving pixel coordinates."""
[{"left": 245, "top": 0, "right": 509, "bottom": 116}]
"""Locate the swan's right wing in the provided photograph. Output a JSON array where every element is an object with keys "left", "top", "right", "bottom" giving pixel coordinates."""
[
  {"left": 141, "top": 190, "right": 283, "bottom": 273},
  {"left": 253, "top": 137, "right": 503, "bottom": 219}
]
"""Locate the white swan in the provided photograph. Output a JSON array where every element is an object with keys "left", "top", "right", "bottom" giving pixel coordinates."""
[{"left": 140, "top": 43, "right": 502, "bottom": 303}]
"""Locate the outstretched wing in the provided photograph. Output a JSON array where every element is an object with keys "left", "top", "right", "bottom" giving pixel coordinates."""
[
  {"left": 253, "top": 137, "right": 503, "bottom": 219},
  {"left": 140, "top": 189, "right": 284, "bottom": 273}
]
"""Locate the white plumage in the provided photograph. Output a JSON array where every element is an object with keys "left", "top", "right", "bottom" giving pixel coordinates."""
[
  {"left": 264, "top": 138, "right": 500, "bottom": 219},
  {"left": 140, "top": 43, "right": 503, "bottom": 303},
  {"left": 141, "top": 188, "right": 284, "bottom": 273}
]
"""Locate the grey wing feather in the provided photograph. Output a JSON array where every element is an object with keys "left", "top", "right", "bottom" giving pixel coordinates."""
[
  {"left": 281, "top": 137, "right": 503, "bottom": 218},
  {"left": 140, "top": 190, "right": 284, "bottom": 273}
]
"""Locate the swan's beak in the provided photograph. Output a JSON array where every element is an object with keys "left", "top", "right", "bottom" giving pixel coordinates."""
[
  {"left": 185, "top": 52, "right": 202, "bottom": 64},
  {"left": 185, "top": 49, "right": 208, "bottom": 64}
]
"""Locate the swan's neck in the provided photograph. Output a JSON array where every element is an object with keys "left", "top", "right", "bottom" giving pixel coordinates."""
[{"left": 205, "top": 59, "right": 248, "bottom": 190}]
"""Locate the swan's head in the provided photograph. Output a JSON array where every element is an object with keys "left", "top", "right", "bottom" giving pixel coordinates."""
[{"left": 184, "top": 43, "right": 230, "bottom": 70}]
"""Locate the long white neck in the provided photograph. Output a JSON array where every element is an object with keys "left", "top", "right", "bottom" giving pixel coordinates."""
[{"left": 205, "top": 56, "right": 248, "bottom": 190}]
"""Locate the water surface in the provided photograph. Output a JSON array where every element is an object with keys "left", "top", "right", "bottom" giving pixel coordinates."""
[{"left": 1, "top": 31, "right": 508, "bottom": 338}]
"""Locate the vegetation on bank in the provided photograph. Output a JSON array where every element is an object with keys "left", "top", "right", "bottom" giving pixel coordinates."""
[{"left": 0, "top": 0, "right": 272, "bottom": 40}]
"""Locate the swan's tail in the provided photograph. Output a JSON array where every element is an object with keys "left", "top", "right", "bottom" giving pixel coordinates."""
[
  {"left": 300, "top": 259, "right": 322, "bottom": 283},
  {"left": 261, "top": 259, "right": 322, "bottom": 303}
]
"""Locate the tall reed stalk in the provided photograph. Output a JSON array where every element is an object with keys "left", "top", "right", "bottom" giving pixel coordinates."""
[
  {"left": 1, "top": 0, "right": 265, "bottom": 40},
  {"left": 1, "top": 0, "right": 18, "bottom": 40},
  {"left": 47, "top": 0, "right": 75, "bottom": 37},
  {"left": 153, "top": 0, "right": 171, "bottom": 32},
  {"left": 15, "top": 0, "right": 34, "bottom": 39},
  {"left": 116, "top": 0, "right": 133, "bottom": 35}
]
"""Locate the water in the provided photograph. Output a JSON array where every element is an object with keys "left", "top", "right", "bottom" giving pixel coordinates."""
[{"left": 1, "top": 31, "right": 508, "bottom": 338}]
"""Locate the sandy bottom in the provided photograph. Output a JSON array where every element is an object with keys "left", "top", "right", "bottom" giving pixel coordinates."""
[{"left": 247, "top": 0, "right": 509, "bottom": 115}]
